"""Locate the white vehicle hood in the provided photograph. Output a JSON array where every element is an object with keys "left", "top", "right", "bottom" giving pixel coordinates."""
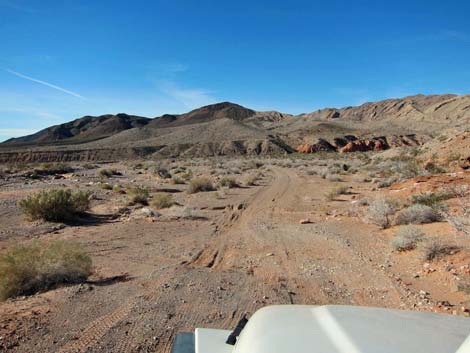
[{"left": 198, "top": 305, "right": 470, "bottom": 353}]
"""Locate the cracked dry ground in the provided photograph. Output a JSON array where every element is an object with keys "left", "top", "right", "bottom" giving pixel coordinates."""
[{"left": 1, "top": 167, "right": 466, "bottom": 352}]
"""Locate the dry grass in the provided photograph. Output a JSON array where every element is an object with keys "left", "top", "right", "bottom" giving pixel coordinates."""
[
  {"left": 151, "top": 193, "right": 175, "bottom": 209},
  {"left": 128, "top": 187, "right": 150, "bottom": 205},
  {"left": 325, "top": 185, "right": 349, "bottom": 201},
  {"left": 244, "top": 173, "right": 260, "bottom": 186},
  {"left": 0, "top": 240, "right": 92, "bottom": 300},
  {"left": 420, "top": 239, "right": 460, "bottom": 261},
  {"left": 19, "top": 189, "right": 91, "bottom": 222},
  {"left": 219, "top": 177, "right": 238, "bottom": 188},
  {"left": 187, "top": 178, "right": 214, "bottom": 194},
  {"left": 395, "top": 204, "right": 442, "bottom": 225},
  {"left": 391, "top": 226, "right": 424, "bottom": 251},
  {"left": 366, "top": 197, "right": 399, "bottom": 228},
  {"left": 99, "top": 169, "right": 119, "bottom": 178}
]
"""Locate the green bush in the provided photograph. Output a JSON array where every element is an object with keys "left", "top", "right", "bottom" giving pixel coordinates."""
[
  {"left": 128, "top": 187, "right": 150, "bottom": 205},
  {"left": 151, "top": 193, "right": 175, "bottom": 209},
  {"left": 410, "top": 192, "right": 453, "bottom": 209},
  {"left": 0, "top": 240, "right": 92, "bottom": 300},
  {"left": 188, "top": 178, "right": 214, "bottom": 194},
  {"left": 19, "top": 189, "right": 91, "bottom": 222},
  {"left": 219, "top": 177, "right": 238, "bottom": 188}
]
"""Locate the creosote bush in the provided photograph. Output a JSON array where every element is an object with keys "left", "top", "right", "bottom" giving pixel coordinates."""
[
  {"left": 391, "top": 226, "right": 424, "bottom": 251},
  {"left": 19, "top": 189, "right": 91, "bottom": 222},
  {"left": 366, "top": 197, "right": 399, "bottom": 228},
  {"left": 219, "top": 177, "right": 238, "bottom": 188},
  {"left": 410, "top": 192, "right": 453, "bottom": 209},
  {"left": 188, "top": 178, "right": 214, "bottom": 194},
  {"left": 395, "top": 204, "right": 442, "bottom": 225},
  {"left": 128, "top": 187, "right": 150, "bottom": 205},
  {"left": 151, "top": 193, "right": 175, "bottom": 209},
  {"left": 0, "top": 240, "right": 92, "bottom": 300},
  {"left": 99, "top": 169, "right": 119, "bottom": 178}
]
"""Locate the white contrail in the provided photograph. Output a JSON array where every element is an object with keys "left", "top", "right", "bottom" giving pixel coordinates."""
[{"left": 4, "top": 68, "right": 85, "bottom": 99}]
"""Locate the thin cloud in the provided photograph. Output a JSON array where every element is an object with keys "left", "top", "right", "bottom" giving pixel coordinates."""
[
  {"left": 0, "top": 128, "right": 37, "bottom": 137},
  {"left": 4, "top": 69, "right": 85, "bottom": 99},
  {"left": 159, "top": 81, "right": 216, "bottom": 109}
]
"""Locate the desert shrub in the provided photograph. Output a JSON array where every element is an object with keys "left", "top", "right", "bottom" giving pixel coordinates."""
[
  {"left": 377, "top": 177, "right": 398, "bottom": 188},
  {"left": 112, "top": 185, "right": 124, "bottom": 194},
  {"left": 19, "top": 189, "right": 91, "bottom": 222},
  {"left": 151, "top": 193, "right": 174, "bottom": 209},
  {"left": 188, "top": 178, "right": 214, "bottom": 194},
  {"left": 82, "top": 163, "right": 97, "bottom": 170},
  {"left": 0, "top": 240, "right": 92, "bottom": 300},
  {"left": 128, "top": 187, "right": 150, "bottom": 205},
  {"left": 219, "top": 177, "right": 238, "bottom": 188},
  {"left": 410, "top": 192, "right": 453, "bottom": 209},
  {"left": 38, "top": 163, "right": 73, "bottom": 175},
  {"left": 420, "top": 239, "right": 460, "bottom": 261},
  {"left": 155, "top": 168, "right": 172, "bottom": 179},
  {"left": 325, "top": 185, "right": 349, "bottom": 201},
  {"left": 366, "top": 197, "right": 399, "bottom": 228},
  {"left": 99, "top": 169, "right": 119, "bottom": 178},
  {"left": 245, "top": 174, "right": 260, "bottom": 186},
  {"left": 171, "top": 176, "right": 185, "bottom": 184},
  {"left": 395, "top": 204, "right": 442, "bottom": 225},
  {"left": 391, "top": 226, "right": 424, "bottom": 251},
  {"left": 326, "top": 174, "right": 342, "bottom": 182},
  {"left": 181, "top": 171, "right": 193, "bottom": 181},
  {"left": 100, "top": 183, "right": 113, "bottom": 190}
]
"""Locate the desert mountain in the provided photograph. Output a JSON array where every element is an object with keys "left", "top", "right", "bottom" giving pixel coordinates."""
[
  {"left": 4, "top": 113, "right": 150, "bottom": 145},
  {"left": 1, "top": 94, "right": 469, "bottom": 162}
]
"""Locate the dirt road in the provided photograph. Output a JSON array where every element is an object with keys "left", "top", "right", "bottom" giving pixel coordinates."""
[{"left": 0, "top": 167, "right": 440, "bottom": 352}]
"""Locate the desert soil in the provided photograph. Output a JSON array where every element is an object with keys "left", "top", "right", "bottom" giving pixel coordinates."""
[{"left": 1, "top": 162, "right": 469, "bottom": 352}]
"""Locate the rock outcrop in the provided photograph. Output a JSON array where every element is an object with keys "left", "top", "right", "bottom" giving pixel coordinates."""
[
  {"left": 296, "top": 139, "right": 336, "bottom": 153},
  {"left": 297, "top": 134, "right": 423, "bottom": 154}
]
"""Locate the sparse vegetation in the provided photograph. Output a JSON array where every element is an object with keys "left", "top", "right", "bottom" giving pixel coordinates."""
[
  {"left": 391, "top": 226, "right": 424, "bottom": 251},
  {"left": 411, "top": 191, "right": 453, "bottom": 209},
  {"left": 325, "top": 185, "right": 349, "bottom": 201},
  {"left": 113, "top": 185, "right": 124, "bottom": 194},
  {"left": 219, "top": 177, "right": 238, "bottom": 188},
  {"left": 366, "top": 197, "right": 399, "bottom": 228},
  {"left": 420, "top": 239, "right": 460, "bottom": 261},
  {"left": 155, "top": 168, "right": 172, "bottom": 179},
  {"left": 19, "top": 189, "right": 91, "bottom": 222},
  {"left": 395, "top": 204, "right": 442, "bottom": 225},
  {"left": 244, "top": 174, "right": 260, "bottom": 186},
  {"left": 188, "top": 178, "right": 214, "bottom": 194},
  {"left": 100, "top": 183, "right": 113, "bottom": 190},
  {"left": 99, "top": 169, "right": 119, "bottom": 178},
  {"left": 151, "top": 193, "right": 175, "bottom": 209},
  {"left": 0, "top": 240, "right": 92, "bottom": 300},
  {"left": 171, "top": 176, "right": 185, "bottom": 185},
  {"left": 128, "top": 187, "right": 150, "bottom": 205}
]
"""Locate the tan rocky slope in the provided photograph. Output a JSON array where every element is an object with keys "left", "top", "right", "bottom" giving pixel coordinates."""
[{"left": 1, "top": 94, "right": 469, "bottom": 162}]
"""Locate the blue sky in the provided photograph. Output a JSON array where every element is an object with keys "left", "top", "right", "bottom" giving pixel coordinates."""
[{"left": 1, "top": 0, "right": 470, "bottom": 141}]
